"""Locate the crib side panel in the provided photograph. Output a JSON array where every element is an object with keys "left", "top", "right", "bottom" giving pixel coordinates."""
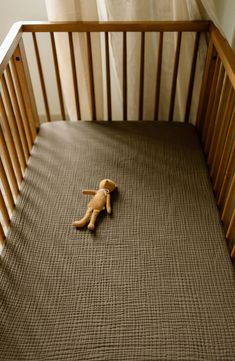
[
  {"left": 0, "top": 24, "right": 38, "bottom": 245},
  {"left": 197, "top": 24, "right": 235, "bottom": 259},
  {"left": 20, "top": 21, "right": 209, "bottom": 123}
]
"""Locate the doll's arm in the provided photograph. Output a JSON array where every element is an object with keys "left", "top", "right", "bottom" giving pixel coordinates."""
[
  {"left": 82, "top": 189, "right": 97, "bottom": 195},
  {"left": 106, "top": 193, "right": 111, "bottom": 214}
]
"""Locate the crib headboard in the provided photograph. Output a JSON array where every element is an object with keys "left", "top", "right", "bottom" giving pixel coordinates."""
[{"left": 0, "top": 21, "right": 234, "bottom": 259}]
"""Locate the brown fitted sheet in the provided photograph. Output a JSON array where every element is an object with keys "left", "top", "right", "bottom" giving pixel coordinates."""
[{"left": 1, "top": 121, "right": 235, "bottom": 360}]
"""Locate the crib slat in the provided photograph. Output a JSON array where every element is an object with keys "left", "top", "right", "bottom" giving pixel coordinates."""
[
  {"left": 226, "top": 209, "right": 235, "bottom": 240},
  {"left": 231, "top": 244, "right": 235, "bottom": 259},
  {"left": 0, "top": 93, "right": 23, "bottom": 184},
  {"left": 10, "top": 58, "right": 33, "bottom": 151},
  {"left": 207, "top": 74, "right": 229, "bottom": 166},
  {"left": 123, "top": 32, "right": 127, "bottom": 120},
  {"left": 201, "top": 56, "right": 220, "bottom": 146},
  {"left": 214, "top": 107, "right": 235, "bottom": 194},
  {"left": 0, "top": 222, "right": 5, "bottom": 245},
  {"left": 1, "top": 73, "right": 26, "bottom": 169},
  {"left": 0, "top": 127, "right": 19, "bottom": 197},
  {"left": 50, "top": 32, "right": 66, "bottom": 120},
  {"left": 154, "top": 32, "right": 163, "bottom": 121},
  {"left": 0, "top": 158, "right": 14, "bottom": 211},
  {"left": 87, "top": 32, "right": 96, "bottom": 121},
  {"left": 184, "top": 32, "right": 200, "bottom": 123},
  {"left": 6, "top": 64, "right": 29, "bottom": 160},
  {"left": 204, "top": 63, "right": 225, "bottom": 153},
  {"left": 196, "top": 38, "right": 216, "bottom": 132},
  {"left": 139, "top": 32, "right": 145, "bottom": 121},
  {"left": 68, "top": 32, "right": 81, "bottom": 120},
  {"left": 169, "top": 31, "right": 182, "bottom": 121},
  {"left": 32, "top": 33, "right": 51, "bottom": 122},
  {"left": 105, "top": 32, "right": 111, "bottom": 121},
  {"left": 210, "top": 88, "right": 234, "bottom": 180},
  {"left": 0, "top": 190, "right": 10, "bottom": 227},
  {"left": 221, "top": 174, "right": 235, "bottom": 223},
  {"left": 13, "top": 41, "right": 38, "bottom": 139},
  {"left": 218, "top": 142, "right": 235, "bottom": 207}
]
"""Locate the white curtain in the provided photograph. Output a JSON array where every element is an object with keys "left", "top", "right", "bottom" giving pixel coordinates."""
[{"left": 45, "top": 0, "right": 219, "bottom": 122}]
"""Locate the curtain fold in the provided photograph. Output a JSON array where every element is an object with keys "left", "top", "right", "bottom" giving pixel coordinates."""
[{"left": 45, "top": 0, "right": 217, "bottom": 122}]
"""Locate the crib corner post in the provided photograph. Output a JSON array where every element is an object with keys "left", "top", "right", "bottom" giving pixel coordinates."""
[{"left": 13, "top": 39, "right": 40, "bottom": 140}]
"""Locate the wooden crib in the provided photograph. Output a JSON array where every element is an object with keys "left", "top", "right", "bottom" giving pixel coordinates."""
[
  {"left": 0, "top": 21, "right": 235, "bottom": 360},
  {"left": 0, "top": 20, "right": 234, "bottom": 256}
]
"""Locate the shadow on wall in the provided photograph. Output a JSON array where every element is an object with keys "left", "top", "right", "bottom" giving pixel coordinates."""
[{"left": 213, "top": 0, "right": 235, "bottom": 51}]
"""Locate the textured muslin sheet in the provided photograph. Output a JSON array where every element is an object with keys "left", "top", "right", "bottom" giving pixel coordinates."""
[{"left": 1, "top": 121, "right": 235, "bottom": 360}]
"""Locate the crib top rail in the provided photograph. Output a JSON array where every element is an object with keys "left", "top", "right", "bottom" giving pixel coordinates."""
[
  {"left": 0, "top": 20, "right": 210, "bottom": 77},
  {"left": 21, "top": 20, "right": 211, "bottom": 32}
]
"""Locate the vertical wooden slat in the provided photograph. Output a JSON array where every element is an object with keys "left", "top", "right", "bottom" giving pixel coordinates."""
[
  {"left": 0, "top": 158, "right": 14, "bottom": 211},
  {"left": 226, "top": 209, "right": 235, "bottom": 239},
  {"left": 204, "top": 63, "right": 225, "bottom": 155},
  {"left": 32, "top": 32, "right": 51, "bottom": 122},
  {"left": 0, "top": 190, "right": 10, "bottom": 226},
  {"left": 0, "top": 93, "right": 23, "bottom": 184},
  {"left": 210, "top": 88, "right": 234, "bottom": 179},
  {"left": 50, "top": 32, "right": 66, "bottom": 120},
  {"left": 5, "top": 64, "right": 29, "bottom": 160},
  {"left": 68, "top": 32, "right": 81, "bottom": 120},
  {"left": 139, "top": 32, "right": 145, "bottom": 121},
  {"left": 10, "top": 58, "right": 33, "bottom": 151},
  {"left": 154, "top": 31, "right": 163, "bottom": 121},
  {"left": 13, "top": 41, "right": 38, "bottom": 139},
  {"left": 184, "top": 32, "right": 200, "bottom": 123},
  {"left": 0, "top": 126, "right": 19, "bottom": 197},
  {"left": 214, "top": 107, "right": 235, "bottom": 194},
  {"left": 1, "top": 73, "right": 26, "bottom": 170},
  {"left": 221, "top": 174, "right": 234, "bottom": 223},
  {"left": 169, "top": 31, "right": 182, "bottom": 121},
  {"left": 0, "top": 222, "right": 5, "bottom": 245},
  {"left": 196, "top": 38, "right": 216, "bottom": 132},
  {"left": 123, "top": 32, "right": 127, "bottom": 120},
  {"left": 86, "top": 32, "right": 96, "bottom": 121},
  {"left": 231, "top": 244, "right": 235, "bottom": 259},
  {"left": 201, "top": 56, "right": 220, "bottom": 146},
  {"left": 218, "top": 142, "right": 235, "bottom": 207},
  {"left": 105, "top": 32, "right": 111, "bottom": 121}
]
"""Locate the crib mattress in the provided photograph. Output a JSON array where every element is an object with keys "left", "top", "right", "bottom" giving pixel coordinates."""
[{"left": 1, "top": 121, "right": 235, "bottom": 360}]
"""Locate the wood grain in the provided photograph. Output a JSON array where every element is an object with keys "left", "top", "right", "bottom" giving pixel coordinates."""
[
  {"left": 154, "top": 32, "right": 163, "bottom": 121},
  {"left": 169, "top": 32, "right": 182, "bottom": 121},
  {"left": 0, "top": 126, "right": 19, "bottom": 197},
  {"left": 68, "top": 32, "right": 81, "bottom": 120},
  {"left": 50, "top": 32, "right": 66, "bottom": 120},
  {"left": 87, "top": 32, "right": 96, "bottom": 121},
  {"left": 105, "top": 32, "right": 111, "bottom": 121},
  {"left": 22, "top": 21, "right": 210, "bottom": 33}
]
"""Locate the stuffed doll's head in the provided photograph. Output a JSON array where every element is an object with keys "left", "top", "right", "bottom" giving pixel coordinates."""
[{"left": 99, "top": 179, "right": 117, "bottom": 192}]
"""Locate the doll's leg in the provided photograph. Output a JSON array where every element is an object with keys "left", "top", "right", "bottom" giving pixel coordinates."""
[
  {"left": 72, "top": 208, "right": 92, "bottom": 228},
  {"left": 88, "top": 209, "right": 100, "bottom": 231}
]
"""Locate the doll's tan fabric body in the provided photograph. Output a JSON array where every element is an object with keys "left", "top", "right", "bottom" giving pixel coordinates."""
[{"left": 73, "top": 179, "right": 117, "bottom": 231}]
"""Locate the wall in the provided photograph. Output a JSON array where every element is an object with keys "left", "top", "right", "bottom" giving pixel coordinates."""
[
  {"left": 0, "top": 0, "right": 61, "bottom": 119},
  {"left": 0, "top": 0, "right": 47, "bottom": 44},
  {"left": 213, "top": 0, "right": 235, "bottom": 51}
]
